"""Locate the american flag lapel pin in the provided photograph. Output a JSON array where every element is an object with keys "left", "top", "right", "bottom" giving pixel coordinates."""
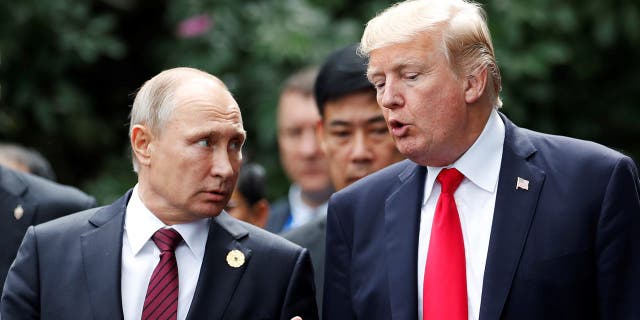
[{"left": 516, "top": 177, "right": 529, "bottom": 191}]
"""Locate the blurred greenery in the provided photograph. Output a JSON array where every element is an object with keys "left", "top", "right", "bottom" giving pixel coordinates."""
[{"left": 1, "top": 0, "right": 638, "bottom": 205}]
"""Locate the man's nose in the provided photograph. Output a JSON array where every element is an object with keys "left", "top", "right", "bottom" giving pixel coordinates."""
[
  {"left": 299, "top": 128, "right": 321, "bottom": 157},
  {"left": 211, "top": 149, "right": 234, "bottom": 178},
  {"left": 378, "top": 80, "right": 403, "bottom": 110},
  {"left": 350, "top": 130, "right": 372, "bottom": 163}
]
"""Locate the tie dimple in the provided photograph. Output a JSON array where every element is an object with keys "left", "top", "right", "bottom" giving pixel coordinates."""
[
  {"left": 152, "top": 228, "right": 182, "bottom": 252},
  {"left": 437, "top": 168, "right": 464, "bottom": 194}
]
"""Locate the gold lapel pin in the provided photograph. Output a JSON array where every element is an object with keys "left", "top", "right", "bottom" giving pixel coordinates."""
[
  {"left": 516, "top": 177, "right": 529, "bottom": 191},
  {"left": 226, "top": 249, "right": 245, "bottom": 268},
  {"left": 14, "top": 204, "right": 24, "bottom": 220}
]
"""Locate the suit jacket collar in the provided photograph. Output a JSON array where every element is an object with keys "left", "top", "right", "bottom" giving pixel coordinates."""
[
  {"left": 385, "top": 161, "right": 426, "bottom": 320},
  {"left": 478, "top": 113, "right": 546, "bottom": 320},
  {"left": 81, "top": 190, "right": 131, "bottom": 320},
  {"left": 81, "top": 191, "right": 254, "bottom": 320}
]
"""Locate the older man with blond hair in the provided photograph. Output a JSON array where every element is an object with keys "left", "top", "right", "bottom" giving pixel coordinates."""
[{"left": 323, "top": 1, "right": 640, "bottom": 319}]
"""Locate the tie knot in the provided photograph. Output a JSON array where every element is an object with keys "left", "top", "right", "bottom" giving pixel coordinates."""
[
  {"left": 152, "top": 228, "right": 182, "bottom": 252},
  {"left": 437, "top": 168, "right": 464, "bottom": 194}
]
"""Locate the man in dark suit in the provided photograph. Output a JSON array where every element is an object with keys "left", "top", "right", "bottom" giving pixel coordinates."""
[
  {"left": 323, "top": 0, "right": 640, "bottom": 319},
  {"left": 2, "top": 67, "right": 318, "bottom": 320},
  {"left": 283, "top": 43, "right": 403, "bottom": 315},
  {"left": 266, "top": 67, "right": 333, "bottom": 234},
  {"left": 0, "top": 165, "right": 96, "bottom": 290}
]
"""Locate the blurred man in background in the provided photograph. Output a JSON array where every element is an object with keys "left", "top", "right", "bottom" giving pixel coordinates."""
[
  {"left": 0, "top": 143, "right": 57, "bottom": 181},
  {"left": 0, "top": 164, "right": 96, "bottom": 290},
  {"left": 283, "top": 43, "right": 404, "bottom": 314},
  {"left": 226, "top": 161, "right": 270, "bottom": 228},
  {"left": 266, "top": 67, "right": 333, "bottom": 233}
]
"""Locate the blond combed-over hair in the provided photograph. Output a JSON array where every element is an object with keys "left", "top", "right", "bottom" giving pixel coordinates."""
[{"left": 360, "top": 0, "right": 502, "bottom": 108}]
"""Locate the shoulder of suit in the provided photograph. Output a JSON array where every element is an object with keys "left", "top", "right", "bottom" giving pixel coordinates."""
[
  {"left": 330, "top": 159, "right": 416, "bottom": 200},
  {"left": 281, "top": 216, "right": 326, "bottom": 244},
  {"left": 30, "top": 206, "right": 104, "bottom": 237},
  {"left": 4, "top": 167, "right": 96, "bottom": 208},
  {"left": 515, "top": 126, "right": 631, "bottom": 165}
]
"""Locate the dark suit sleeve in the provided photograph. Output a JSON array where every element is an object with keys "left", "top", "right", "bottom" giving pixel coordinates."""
[
  {"left": 596, "top": 156, "right": 640, "bottom": 319},
  {"left": 323, "top": 199, "right": 355, "bottom": 319},
  {"left": 280, "top": 248, "right": 319, "bottom": 320},
  {"left": 1, "top": 226, "right": 40, "bottom": 320}
]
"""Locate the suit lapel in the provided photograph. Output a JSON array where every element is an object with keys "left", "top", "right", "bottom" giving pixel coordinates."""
[
  {"left": 186, "top": 212, "right": 251, "bottom": 320},
  {"left": 479, "top": 115, "right": 545, "bottom": 320},
  {"left": 80, "top": 192, "right": 130, "bottom": 320},
  {"left": 385, "top": 163, "right": 426, "bottom": 320}
]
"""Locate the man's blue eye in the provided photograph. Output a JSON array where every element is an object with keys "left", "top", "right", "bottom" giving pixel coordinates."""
[
  {"left": 197, "top": 139, "right": 210, "bottom": 147},
  {"left": 230, "top": 140, "right": 242, "bottom": 151}
]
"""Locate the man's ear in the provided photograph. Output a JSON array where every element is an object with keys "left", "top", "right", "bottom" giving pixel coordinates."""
[
  {"left": 464, "top": 67, "right": 488, "bottom": 104},
  {"left": 130, "top": 124, "right": 154, "bottom": 168},
  {"left": 316, "top": 119, "right": 328, "bottom": 154}
]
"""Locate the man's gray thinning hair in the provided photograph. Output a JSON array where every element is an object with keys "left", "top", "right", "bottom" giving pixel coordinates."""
[
  {"left": 360, "top": 0, "right": 502, "bottom": 109},
  {"left": 129, "top": 67, "right": 227, "bottom": 172},
  {"left": 280, "top": 66, "right": 319, "bottom": 97}
]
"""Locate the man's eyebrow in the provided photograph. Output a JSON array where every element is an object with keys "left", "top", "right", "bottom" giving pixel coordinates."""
[
  {"left": 367, "top": 60, "right": 425, "bottom": 80},
  {"left": 328, "top": 119, "right": 351, "bottom": 127},
  {"left": 366, "top": 115, "right": 386, "bottom": 125}
]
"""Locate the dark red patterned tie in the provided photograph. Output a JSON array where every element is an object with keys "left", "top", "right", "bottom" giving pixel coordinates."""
[
  {"left": 423, "top": 168, "right": 467, "bottom": 320},
  {"left": 142, "top": 228, "right": 182, "bottom": 320}
]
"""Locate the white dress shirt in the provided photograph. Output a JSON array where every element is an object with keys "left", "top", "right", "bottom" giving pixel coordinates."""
[
  {"left": 288, "top": 184, "right": 329, "bottom": 229},
  {"left": 121, "top": 185, "right": 210, "bottom": 320},
  {"left": 417, "top": 110, "right": 505, "bottom": 320}
]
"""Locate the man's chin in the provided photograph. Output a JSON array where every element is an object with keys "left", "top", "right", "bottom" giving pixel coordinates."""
[{"left": 190, "top": 205, "right": 224, "bottom": 218}]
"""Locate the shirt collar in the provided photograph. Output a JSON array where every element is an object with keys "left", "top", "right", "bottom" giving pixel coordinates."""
[
  {"left": 423, "top": 110, "right": 505, "bottom": 205},
  {"left": 125, "top": 184, "right": 210, "bottom": 259}
]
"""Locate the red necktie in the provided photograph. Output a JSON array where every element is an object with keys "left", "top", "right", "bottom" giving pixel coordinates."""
[
  {"left": 423, "top": 168, "right": 467, "bottom": 320},
  {"left": 142, "top": 228, "right": 182, "bottom": 320}
]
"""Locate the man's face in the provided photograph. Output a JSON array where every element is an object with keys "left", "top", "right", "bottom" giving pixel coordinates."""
[
  {"left": 367, "top": 32, "right": 474, "bottom": 167},
  {"left": 137, "top": 79, "right": 246, "bottom": 224},
  {"left": 319, "top": 90, "right": 403, "bottom": 191},
  {"left": 277, "top": 90, "right": 331, "bottom": 193}
]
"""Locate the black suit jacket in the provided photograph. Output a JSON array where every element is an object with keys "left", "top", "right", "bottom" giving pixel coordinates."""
[
  {"left": 323, "top": 114, "right": 640, "bottom": 319},
  {"left": 0, "top": 165, "right": 96, "bottom": 289},
  {"left": 1, "top": 190, "right": 318, "bottom": 320},
  {"left": 282, "top": 215, "right": 326, "bottom": 318}
]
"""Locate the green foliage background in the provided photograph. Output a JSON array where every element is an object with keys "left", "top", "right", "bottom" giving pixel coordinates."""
[{"left": 1, "top": 0, "right": 638, "bottom": 205}]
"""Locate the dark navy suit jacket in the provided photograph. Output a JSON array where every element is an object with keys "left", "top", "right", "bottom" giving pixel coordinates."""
[
  {"left": 1, "top": 191, "right": 318, "bottom": 320},
  {"left": 0, "top": 165, "right": 96, "bottom": 290},
  {"left": 323, "top": 114, "right": 640, "bottom": 320}
]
